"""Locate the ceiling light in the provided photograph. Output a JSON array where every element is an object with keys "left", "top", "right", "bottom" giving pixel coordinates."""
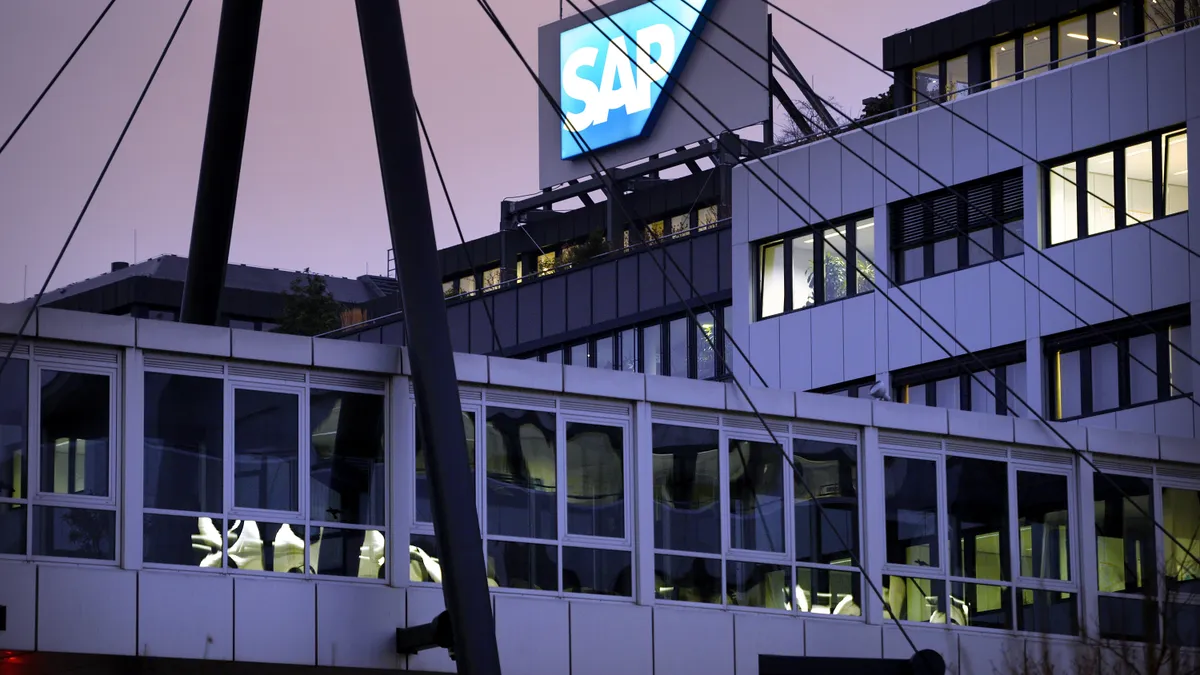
[
  {"left": 1097, "top": 37, "right": 1118, "bottom": 45},
  {"left": 1176, "top": 169, "right": 1190, "bottom": 176},
  {"left": 1067, "top": 33, "right": 1089, "bottom": 41},
  {"left": 858, "top": 222, "right": 874, "bottom": 230}
]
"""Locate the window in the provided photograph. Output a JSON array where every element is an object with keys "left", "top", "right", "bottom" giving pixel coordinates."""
[
  {"left": 813, "top": 378, "right": 877, "bottom": 399},
  {"left": 595, "top": 336, "right": 614, "bottom": 370},
  {"left": 696, "top": 312, "right": 716, "bottom": 381},
  {"left": 1049, "top": 307, "right": 1191, "bottom": 420},
  {"left": 482, "top": 267, "right": 501, "bottom": 291},
  {"left": 944, "top": 55, "right": 969, "bottom": 101},
  {"left": 537, "top": 251, "right": 556, "bottom": 276},
  {"left": 991, "top": 41, "right": 1016, "bottom": 87},
  {"left": 619, "top": 329, "right": 637, "bottom": 372},
  {"left": 568, "top": 343, "right": 588, "bottom": 368},
  {"left": 1096, "top": 9, "right": 1121, "bottom": 55},
  {"left": 1047, "top": 128, "right": 1188, "bottom": 246},
  {"left": 644, "top": 324, "right": 662, "bottom": 376},
  {"left": 755, "top": 212, "right": 875, "bottom": 320},
  {"left": 669, "top": 318, "right": 688, "bottom": 378},
  {"left": 0, "top": 360, "right": 27, "bottom": 556},
  {"left": 1023, "top": 27, "right": 1051, "bottom": 77},
  {"left": 882, "top": 444, "right": 1077, "bottom": 634},
  {"left": 459, "top": 274, "right": 477, "bottom": 296},
  {"left": 913, "top": 62, "right": 940, "bottom": 109},
  {"left": 1058, "top": 15, "right": 1090, "bottom": 67},
  {"left": 1146, "top": 0, "right": 1199, "bottom": 40},
  {"left": 698, "top": 205, "right": 719, "bottom": 230},
  {"left": 891, "top": 172, "right": 1023, "bottom": 283},
  {"left": 1094, "top": 473, "right": 1156, "bottom": 642}
]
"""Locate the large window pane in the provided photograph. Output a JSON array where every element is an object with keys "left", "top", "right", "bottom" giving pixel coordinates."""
[
  {"left": 903, "top": 245, "right": 925, "bottom": 283},
  {"left": 1092, "top": 342, "right": 1120, "bottom": 412},
  {"left": 40, "top": 370, "right": 109, "bottom": 497},
  {"left": 566, "top": 422, "right": 624, "bottom": 539},
  {"left": 792, "top": 235, "right": 815, "bottom": 310},
  {"left": 1163, "top": 487, "right": 1200, "bottom": 594},
  {"left": 1003, "top": 220, "right": 1025, "bottom": 257},
  {"left": 619, "top": 329, "right": 637, "bottom": 372},
  {"left": 1165, "top": 131, "right": 1189, "bottom": 216},
  {"left": 1018, "top": 472, "right": 1072, "bottom": 582},
  {"left": 595, "top": 336, "right": 614, "bottom": 371},
  {"left": 1058, "top": 15, "right": 1090, "bottom": 68},
  {"left": 1126, "top": 141, "right": 1155, "bottom": 226},
  {"left": 310, "top": 390, "right": 385, "bottom": 526},
  {"left": 945, "top": 54, "right": 969, "bottom": 101},
  {"left": 947, "top": 457, "right": 1009, "bottom": 581},
  {"left": 824, "top": 226, "right": 849, "bottom": 301},
  {"left": 968, "top": 227, "right": 994, "bottom": 266},
  {"left": 144, "top": 514, "right": 223, "bottom": 568},
  {"left": 487, "top": 540, "right": 558, "bottom": 591},
  {"left": 760, "top": 242, "right": 785, "bottom": 318},
  {"left": 914, "top": 62, "right": 941, "bottom": 108},
  {"left": 1049, "top": 162, "right": 1079, "bottom": 245},
  {"left": 226, "top": 519, "right": 306, "bottom": 573},
  {"left": 34, "top": 505, "right": 115, "bottom": 560},
  {"left": 311, "top": 526, "right": 385, "bottom": 579},
  {"left": 234, "top": 389, "right": 299, "bottom": 512},
  {"left": 1130, "top": 334, "right": 1159, "bottom": 404},
  {"left": 669, "top": 317, "right": 688, "bottom": 378},
  {"left": 952, "top": 580, "right": 1012, "bottom": 629},
  {"left": 728, "top": 439, "right": 784, "bottom": 553},
  {"left": 655, "top": 554, "right": 721, "bottom": 603},
  {"left": 643, "top": 324, "right": 661, "bottom": 375},
  {"left": 144, "top": 373, "right": 222, "bottom": 513},
  {"left": 1096, "top": 8, "right": 1121, "bottom": 55},
  {"left": 795, "top": 568, "right": 860, "bottom": 615},
  {"left": 1094, "top": 474, "right": 1155, "bottom": 595},
  {"left": 727, "top": 561, "right": 790, "bottom": 609},
  {"left": 0, "top": 359, "right": 27, "bottom": 501},
  {"left": 415, "top": 410, "right": 475, "bottom": 524},
  {"left": 696, "top": 312, "right": 716, "bottom": 380},
  {"left": 1171, "top": 324, "right": 1192, "bottom": 395},
  {"left": 563, "top": 547, "right": 632, "bottom": 597},
  {"left": 1056, "top": 349, "right": 1083, "bottom": 419},
  {"left": 1023, "top": 28, "right": 1051, "bottom": 77},
  {"left": 794, "top": 440, "right": 858, "bottom": 565},
  {"left": 991, "top": 40, "right": 1016, "bottom": 87},
  {"left": 884, "top": 457, "right": 938, "bottom": 567},
  {"left": 0, "top": 502, "right": 25, "bottom": 555},
  {"left": 1006, "top": 362, "right": 1027, "bottom": 417},
  {"left": 933, "top": 237, "right": 958, "bottom": 275},
  {"left": 1145, "top": 0, "right": 1177, "bottom": 40},
  {"left": 569, "top": 343, "right": 587, "bottom": 367},
  {"left": 855, "top": 217, "right": 876, "bottom": 294},
  {"left": 1018, "top": 589, "right": 1078, "bottom": 635},
  {"left": 935, "top": 377, "right": 961, "bottom": 410},
  {"left": 653, "top": 425, "right": 720, "bottom": 554},
  {"left": 971, "top": 370, "right": 996, "bottom": 414},
  {"left": 1087, "top": 152, "right": 1117, "bottom": 236},
  {"left": 884, "top": 575, "right": 945, "bottom": 622},
  {"left": 486, "top": 407, "right": 556, "bottom": 540}
]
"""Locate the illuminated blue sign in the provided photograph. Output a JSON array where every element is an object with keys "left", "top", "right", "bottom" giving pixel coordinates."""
[{"left": 559, "top": 0, "right": 715, "bottom": 160}]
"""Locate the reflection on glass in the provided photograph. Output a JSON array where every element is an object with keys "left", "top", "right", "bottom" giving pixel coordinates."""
[
  {"left": 643, "top": 324, "right": 661, "bottom": 376},
  {"left": 0, "top": 359, "right": 27, "bottom": 501},
  {"left": 696, "top": 312, "right": 716, "bottom": 380},
  {"left": 1023, "top": 28, "right": 1051, "bottom": 77},
  {"left": 1056, "top": 349, "right": 1082, "bottom": 419},
  {"left": 947, "top": 457, "right": 1009, "bottom": 581},
  {"left": 653, "top": 425, "right": 720, "bottom": 554},
  {"left": 34, "top": 505, "right": 115, "bottom": 560},
  {"left": 1087, "top": 152, "right": 1116, "bottom": 235},
  {"left": 486, "top": 407, "right": 556, "bottom": 539},
  {"left": 0, "top": 502, "right": 25, "bottom": 555},
  {"left": 1165, "top": 602, "right": 1200, "bottom": 647},
  {"left": 991, "top": 40, "right": 1016, "bottom": 86},
  {"left": 569, "top": 343, "right": 588, "bottom": 367},
  {"left": 1058, "top": 15, "right": 1090, "bottom": 67},
  {"left": 906, "top": 383, "right": 927, "bottom": 406},
  {"left": 935, "top": 377, "right": 960, "bottom": 410},
  {"left": 794, "top": 440, "right": 858, "bottom": 565},
  {"left": 1126, "top": 141, "right": 1154, "bottom": 226},
  {"left": 792, "top": 234, "right": 815, "bottom": 309},
  {"left": 1163, "top": 487, "right": 1200, "bottom": 593},
  {"left": 884, "top": 575, "right": 944, "bottom": 622},
  {"left": 1171, "top": 325, "right": 1192, "bottom": 395},
  {"left": 595, "top": 336, "right": 614, "bottom": 370},
  {"left": 968, "top": 227, "right": 993, "bottom": 266},
  {"left": 1165, "top": 131, "right": 1189, "bottom": 216},
  {"left": 563, "top": 547, "right": 632, "bottom": 596},
  {"left": 41, "top": 370, "right": 109, "bottom": 497},
  {"left": 728, "top": 439, "right": 784, "bottom": 553},
  {"left": 760, "top": 241, "right": 785, "bottom": 317},
  {"left": 1099, "top": 594, "right": 1159, "bottom": 643},
  {"left": 855, "top": 218, "right": 876, "bottom": 294},
  {"left": 416, "top": 411, "right": 475, "bottom": 524},
  {"left": 1145, "top": 0, "right": 1178, "bottom": 40},
  {"left": 1130, "top": 334, "right": 1159, "bottom": 403},
  {"left": 824, "top": 226, "right": 848, "bottom": 301},
  {"left": 945, "top": 54, "right": 969, "bottom": 100},
  {"left": 795, "top": 567, "right": 860, "bottom": 615},
  {"left": 1018, "top": 589, "right": 1077, "bottom": 635},
  {"left": 655, "top": 554, "right": 721, "bottom": 603},
  {"left": 723, "top": 306, "right": 733, "bottom": 378},
  {"left": 903, "top": 246, "right": 925, "bottom": 283},
  {"left": 1096, "top": 8, "right": 1121, "bottom": 55},
  {"left": 566, "top": 422, "right": 624, "bottom": 539},
  {"left": 1094, "top": 474, "right": 1154, "bottom": 596},
  {"left": 885, "top": 457, "right": 938, "bottom": 567},
  {"left": 144, "top": 373, "right": 223, "bottom": 513},
  {"left": 310, "top": 389, "right": 385, "bottom": 526},
  {"left": 913, "top": 62, "right": 940, "bottom": 108},
  {"left": 144, "top": 514, "right": 223, "bottom": 567},
  {"left": 487, "top": 540, "right": 558, "bottom": 591},
  {"left": 951, "top": 581, "right": 1012, "bottom": 629},
  {"left": 669, "top": 318, "right": 688, "bottom": 378},
  {"left": 234, "top": 389, "right": 299, "bottom": 512},
  {"left": 970, "top": 370, "right": 996, "bottom": 414},
  {"left": 1003, "top": 221, "right": 1024, "bottom": 257},
  {"left": 226, "top": 520, "right": 306, "bottom": 573},
  {"left": 544, "top": 350, "right": 562, "bottom": 365},
  {"left": 1006, "top": 362, "right": 1027, "bottom": 417},
  {"left": 309, "top": 526, "right": 385, "bottom": 579},
  {"left": 727, "top": 561, "right": 790, "bottom": 609},
  {"left": 1092, "top": 342, "right": 1120, "bottom": 412},
  {"left": 619, "top": 329, "right": 637, "bottom": 372},
  {"left": 933, "top": 237, "right": 957, "bottom": 275},
  {"left": 409, "top": 533, "right": 444, "bottom": 583},
  {"left": 1018, "top": 472, "right": 1071, "bottom": 581}
]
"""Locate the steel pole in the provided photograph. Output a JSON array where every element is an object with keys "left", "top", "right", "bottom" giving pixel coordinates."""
[{"left": 354, "top": 2, "right": 502, "bottom": 674}]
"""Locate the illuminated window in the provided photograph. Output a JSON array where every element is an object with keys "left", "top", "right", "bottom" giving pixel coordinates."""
[
  {"left": 537, "top": 251, "right": 557, "bottom": 276},
  {"left": 1087, "top": 152, "right": 1116, "bottom": 236},
  {"left": 1096, "top": 8, "right": 1121, "bottom": 55},
  {"left": 1023, "top": 28, "right": 1051, "bottom": 77},
  {"left": 1165, "top": 131, "right": 1189, "bottom": 216},
  {"left": 756, "top": 211, "right": 875, "bottom": 320},
  {"left": 991, "top": 41, "right": 1016, "bottom": 87},
  {"left": 913, "top": 62, "right": 941, "bottom": 108},
  {"left": 945, "top": 54, "right": 969, "bottom": 101},
  {"left": 759, "top": 241, "right": 785, "bottom": 318},
  {"left": 482, "top": 267, "right": 501, "bottom": 291},
  {"left": 1058, "top": 15, "right": 1090, "bottom": 68}
]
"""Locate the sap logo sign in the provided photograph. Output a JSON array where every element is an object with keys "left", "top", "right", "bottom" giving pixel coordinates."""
[{"left": 558, "top": 0, "right": 714, "bottom": 160}]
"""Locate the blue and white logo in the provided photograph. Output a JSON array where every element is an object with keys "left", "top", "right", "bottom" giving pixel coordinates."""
[{"left": 559, "top": 0, "right": 715, "bottom": 160}]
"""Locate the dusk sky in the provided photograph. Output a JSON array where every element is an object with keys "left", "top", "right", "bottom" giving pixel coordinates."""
[{"left": 0, "top": 0, "right": 977, "bottom": 303}]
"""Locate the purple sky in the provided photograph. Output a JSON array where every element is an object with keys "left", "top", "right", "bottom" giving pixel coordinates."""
[{"left": 0, "top": 0, "right": 978, "bottom": 302}]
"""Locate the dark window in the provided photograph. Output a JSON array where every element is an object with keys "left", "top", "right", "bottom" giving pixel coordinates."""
[
  {"left": 652, "top": 424, "right": 721, "bottom": 554},
  {"left": 144, "top": 373, "right": 223, "bottom": 513},
  {"left": 40, "top": 370, "right": 110, "bottom": 497},
  {"left": 1095, "top": 474, "right": 1157, "bottom": 642},
  {"left": 893, "top": 344, "right": 1026, "bottom": 415},
  {"left": 565, "top": 422, "right": 625, "bottom": 539},
  {"left": 793, "top": 439, "right": 858, "bottom": 565},
  {"left": 755, "top": 212, "right": 875, "bottom": 320},
  {"left": 414, "top": 411, "right": 475, "bottom": 524},
  {"left": 485, "top": 407, "right": 557, "bottom": 540},
  {"left": 233, "top": 389, "right": 300, "bottom": 512},
  {"left": 309, "top": 389, "right": 386, "bottom": 526},
  {"left": 891, "top": 171, "right": 1023, "bottom": 284}
]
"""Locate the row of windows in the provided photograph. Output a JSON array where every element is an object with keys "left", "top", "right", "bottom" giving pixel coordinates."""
[
  {"left": 1048, "top": 128, "right": 1188, "bottom": 247},
  {"left": 893, "top": 346, "right": 1028, "bottom": 417},
  {"left": 758, "top": 214, "right": 877, "bottom": 319},
  {"left": 527, "top": 305, "right": 733, "bottom": 381}
]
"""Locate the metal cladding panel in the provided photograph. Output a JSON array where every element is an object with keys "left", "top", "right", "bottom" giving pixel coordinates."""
[
  {"left": 881, "top": 34, "right": 897, "bottom": 71},
  {"left": 617, "top": 255, "right": 641, "bottom": 317},
  {"left": 537, "top": 0, "right": 768, "bottom": 188},
  {"left": 381, "top": 320, "right": 406, "bottom": 346},
  {"left": 566, "top": 270, "right": 594, "bottom": 331},
  {"left": 470, "top": 298, "right": 497, "bottom": 353},
  {"left": 690, "top": 230, "right": 719, "bottom": 297},
  {"left": 492, "top": 290, "right": 519, "bottom": 349},
  {"left": 992, "top": 0, "right": 1015, "bottom": 35},
  {"left": 446, "top": 303, "right": 471, "bottom": 354},
  {"left": 638, "top": 249, "right": 665, "bottom": 312},
  {"left": 542, "top": 275, "right": 568, "bottom": 335},
  {"left": 932, "top": 17, "right": 956, "bottom": 55},
  {"left": 518, "top": 283, "right": 544, "bottom": 344},
  {"left": 662, "top": 239, "right": 693, "bottom": 304},
  {"left": 591, "top": 261, "right": 619, "bottom": 324},
  {"left": 718, "top": 228, "right": 732, "bottom": 291}
]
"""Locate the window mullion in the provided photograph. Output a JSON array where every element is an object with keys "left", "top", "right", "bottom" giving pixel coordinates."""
[
  {"left": 1114, "top": 142, "right": 1128, "bottom": 228},
  {"left": 1152, "top": 132, "right": 1166, "bottom": 219},
  {"left": 783, "top": 236, "right": 794, "bottom": 312},
  {"left": 847, "top": 220, "right": 858, "bottom": 298},
  {"left": 1077, "top": 158, "right": 1089, "bottom": 240},
  {"left": 1118, "top": 338, "right": 1132, "bottom": 409},
  {"left": 1157, "top": 328, "right": 1172, "bottom": 400},
  {"left": 814, "top": 229, "right": 826, "bottom": 306},
  {"left": 1081, "top": 345, "right": 1095, "bottom": 416}
]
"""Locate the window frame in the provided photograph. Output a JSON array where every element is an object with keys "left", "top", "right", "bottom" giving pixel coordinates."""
[
  {"left": 1044, "top": 127, "right": 1188, "bottom": 248},
  {"left": 892, "top": 343, "right": 1026, "bottom": 416}
]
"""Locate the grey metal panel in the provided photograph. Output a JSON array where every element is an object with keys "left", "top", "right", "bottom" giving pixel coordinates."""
[
  {"left": 381, "top": 320, "right": 406, "bottom": 346},
  {"left": 446, "top": 303, "right": 471, "bottom": 354},
  {"left": 591, "top": 261, "right": 618, "bottom": 325},
  {"left": 518, "top": 284, "right": 543, "bottom": 345},
  {"left": 542, "top": 276, "right": 567, "bottom": 336},
  {"left": 662, "top": 240, "right": 693, "bottom": 305},
  {"left": 469, "top": 299, "right": 495, "bottom": 354},
  {"left": 566, "top": 271, "right": 593, "bottom": 331},
  {"left": 638, "top": 252, "right": 664, "bottom": 313},
  {"left": 358, "top": 328, "right": 382, "bottom": 344},
  {"left": 690, "top": 231, "right": 719, "bottom": 297},
  {"left": 718, "top": 228, "right": 732, "bottom": 292},
  {"left": 492, "top": 290, "right": 519, "bottom": 349},
  {"left": 617, "top": 256, "right": 640, "bottom": 318},
  {"left": 537, "top": 0, "right": 768, "bottom": 188}
]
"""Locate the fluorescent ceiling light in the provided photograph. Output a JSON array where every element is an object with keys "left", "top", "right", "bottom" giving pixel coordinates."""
[
  {"left": 1097, "top": 37, "right": 1118, "bottom": 45},
  {"left": 1067, "top": 33, "right": 1089, "bottom": 41},
  {"left": 1176, "top": 169, "right": 1190, "bottom": 176},
  {"left": 858, "top": 222, "right": 874, "bottom": 230}
]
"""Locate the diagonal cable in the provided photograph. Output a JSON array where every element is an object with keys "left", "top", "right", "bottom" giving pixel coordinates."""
[
  {"left": 412, "top": 99, "right": 503, "bottom": 355},
  {"left": 0, "top": 0, "right": 117, "bottom": 159},
  {"left": 0, "top": 0, "right": 194, "bottom": 384},
  {"left": 568, "top": 0, "right": 1200, "bottom": 586},
  {"left": 648, "top": 0, "right": 1200, "bottom": 405}
]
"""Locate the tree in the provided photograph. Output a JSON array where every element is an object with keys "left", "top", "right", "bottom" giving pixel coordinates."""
[
  {"left": 774, "top": 96, "right": 846, "bottom": 145},
  {"left": 276, "top": 268, "right": 343, "bottom": 336},
  {"left": 860, "top": 85, "right": 896, "bottom": 121}
]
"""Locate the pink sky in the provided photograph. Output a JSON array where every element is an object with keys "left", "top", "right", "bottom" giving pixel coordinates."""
[{"left": 0, "top": 0, "right": 978, "bottom": 302}]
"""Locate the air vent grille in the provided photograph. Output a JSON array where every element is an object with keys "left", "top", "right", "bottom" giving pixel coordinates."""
[
  {"left": 227, "top": 364, "right": 306, "bottom": 383},
  {"left": 34, "top": 345, "right": 118, "bottom": 364},
  {"left": 793, "top": 423, "right": 858, "bottom": 442},
  {"left": 487, "top": 391, "right": 556, "bottom": 409},
  {"left": 652, "top": 408, "right": 720, "bottom": 427},
  {"left": 879, "top": 433, "right": 942, "bottom": 450},
  {"left": 144, "top": 355, "right": 224, "bottom": 375},
  {"left": 561, "top": 399, "right": 630, "bottom": 417},
  {"left": 310, "top": 373, "right": 386, "bottom": 392}
]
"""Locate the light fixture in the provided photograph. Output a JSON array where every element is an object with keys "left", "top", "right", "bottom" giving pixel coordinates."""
[
  {"left": 1176, "top": 169, "right": 1190, "bottom": 176},
  {"left": 1097, "top": 37, "right": 1118, "bottom": 45},
  {"left": 857, "top": 222, "right": 874, "bottom": 230},
  {"left": 1067, "top": 33, "right": 1089, "bottom": 41}
]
